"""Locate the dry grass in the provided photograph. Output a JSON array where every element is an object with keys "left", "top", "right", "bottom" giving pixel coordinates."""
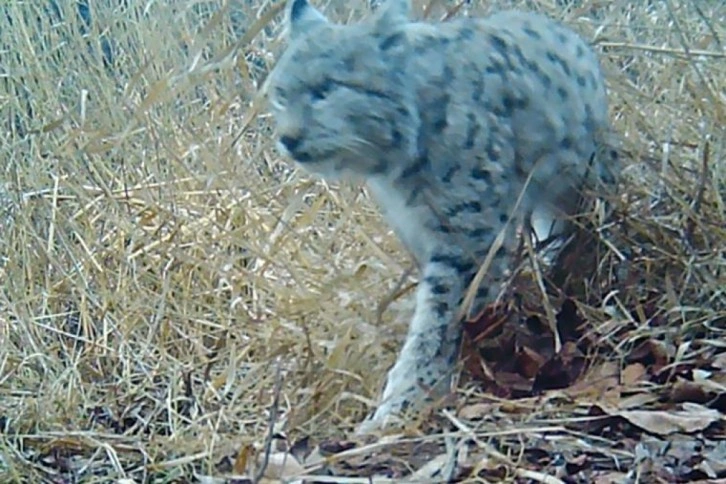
[{"left": 1, "top": 0, "right": 724, "bottom": 482}]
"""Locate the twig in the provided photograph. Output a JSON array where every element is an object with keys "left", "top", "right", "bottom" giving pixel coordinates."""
[
  {"left": 598, "top": 41, "right": 726, "bottom": 59},
  {"left": 375, "top": 266, "right": 415, "bottom": 325},
  {"left": 253, "top": 358, "right": 284, "bottom": 484},
  {"left": 684, "top": 141, "right": 710, "bottom": 246},
  {"left": 441, "top": 1, "right": 470, "bottom": 21}
]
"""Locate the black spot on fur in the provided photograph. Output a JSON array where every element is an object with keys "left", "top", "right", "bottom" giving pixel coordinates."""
[
  {"left": 434, "top": 302, "right": 450, "bottom": 318},
  {"left": 405, "top": 185, "right": 423, "bottom": 206},
  {"left": 280, "top": 135, "right": 300, "bottom": 152},
  {"left": 540, "top": 73, "right": 552, "bottom": 89},
  {"left": 472, "top": 73, "right": 484, "bottom": 102},
  {"left": 475, "top": 285, "right": 490, "bottom": 300},
  {"left": 310, "top": 79, "right": 333, "bottom": 101},
  {"left": 502, "top": 96, "right": 515, "bottom": 112},
  {"left": 512, "top": 44, "right": 528, "bottom": 68},
  {"left": 446, "top": 201, "right": 482, "bottom": 217},
  {"left": 489, "top": 34, "right": 509, "bottom": 54},
  {"left": 524, "top": 27, "right": 541, "bottom": 40},
  {"left": 458, "top": 27, "right": 475, "bottom": 41},
  {"left": 489, "top": 34, "right": 519, "bottom": 71},
  {"left": 471, "top": 166, "right": 491, "bottom": 181},
  {"left": 391, "top": 129, "right": 403, "bottom": 148},
  {"left": 371, "top": 159, "right": 389, "bottom": 175},
  {"left": 430, "top": 253, "right": 475, "bottom": 274},
  {"left": 443, "top": 65, "right": 454, "bottom": 80},
  {"left": 465, "top": 113, "right": 479, "bottom": 149},
  {"left": 427, "top": 279, "right": 451, "bottom": 295},
  {"left": 467, "top": 227, "right": 494, "bottom": 239},
  {"left": 584, "top": 104, "right": 595, "bottom": 130},
  {"left": 435, "top": 223, "right": 453, "bottom": 234},
  {"left": 588, "top": 72, "right": 599, "bottom": 90},
  {"left": 486, "top": 139, "right": 500, "bottom": 161},
  {"left": 292, "top": 150, "right": 312, "bottom": 163},
  {"left": 486, "top": 62, "right": 504, "bottom": 75},
  {"left": 561, "top": 60, "right": 572, "bottom": 77},
  {"left": 547, "top": 50, "right": 572, "bottom": 76},
  {"left": 428, "top": 93, "right": 450, "bottom": 133},
  {"left": 400, "top": 153, "right": 430, "bottom": 180},
  {"left": 577, "top": 75, "right": 586, "bottom": 87},
  {"left": 557, "top": 86, "right": 568, "bottom": 100},
  {"left": 442, "top": 165, "right": 459, "bottom": 183},
  {"left": 380, "top": 32, "right": 405, "bottom": 51}
]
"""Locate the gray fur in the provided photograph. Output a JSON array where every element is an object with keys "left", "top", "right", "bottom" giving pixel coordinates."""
[{"left": 266, "top": 0, "right": 620, "bottom": 431}]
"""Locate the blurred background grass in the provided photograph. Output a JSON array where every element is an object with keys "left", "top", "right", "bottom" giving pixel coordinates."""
[{"left": 1, "top": 0, "right": 724, "bottom": 481}]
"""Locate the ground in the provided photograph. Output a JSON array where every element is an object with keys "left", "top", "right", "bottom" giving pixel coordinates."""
[{"left": 1, "top": 0, "right": 725, "bottom": 482}]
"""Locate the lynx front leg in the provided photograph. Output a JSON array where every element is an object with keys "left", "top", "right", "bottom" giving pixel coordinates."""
[{"left": 357, "top": 251, "right": 475, "bottom": 433}]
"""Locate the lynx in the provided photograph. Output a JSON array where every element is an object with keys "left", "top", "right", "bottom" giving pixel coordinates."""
[{"left": 265, "top": 0, "right": 620, "bottom": 431}]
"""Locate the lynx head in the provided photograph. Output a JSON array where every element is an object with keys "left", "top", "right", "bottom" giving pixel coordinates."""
[{"left": 266, "top": 0, "right": 420, "bottom": 180}]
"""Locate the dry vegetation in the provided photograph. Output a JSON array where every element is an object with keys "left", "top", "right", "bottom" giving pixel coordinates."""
[{"left": 1, "top": 0, "right": 725, "bottom": 482}]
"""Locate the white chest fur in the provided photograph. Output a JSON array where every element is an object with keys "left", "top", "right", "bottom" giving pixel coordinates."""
[{"left": 366, "top": 176, "right": 435, "bottom": 266}]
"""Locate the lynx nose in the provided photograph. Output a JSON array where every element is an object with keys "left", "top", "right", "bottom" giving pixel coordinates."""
[{"left": 279, "top": 135, "right": 301, "bottom": 153}]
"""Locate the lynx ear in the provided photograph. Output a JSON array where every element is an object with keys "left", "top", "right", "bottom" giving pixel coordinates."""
[
  {"left": 374, "top": 0, "right": 411, "bottom": 30},
  {"left": 286, "top": 0, "right": 328, "bottom": 40}
]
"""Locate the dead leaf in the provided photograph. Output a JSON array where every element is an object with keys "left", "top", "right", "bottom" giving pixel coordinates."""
[
  {"left": 669, "top": 379, "right": 715, "bottom": 404},
  {"left": 556, "top": 298, "right": 584, "bottom": 342},
  {"left": 257, "top": 451, "right": 305, "bottom": 481},
  {"left": 628, "top": 339, "right": 673, "bottom": 373},
  {"left": 458, "top": 402, "right": 499, "bottom": 420},
  {"left": 622, "top": 363, "right": 647, "bottom": 386},
  {"left": 532, "top": 342, "right": 585, "bottom": 392},
  {"left": 712, "top": 352, "right": 726, "bottom": 370},
  {"left": 567, "top": 361, "right": 620, "bottom": 398},
  {"left": 599, "top": 403, "right": 722, "bottom": 435},
  {"left": 617, "top": 392, "right": 659, "bottom": 410},
  {"left": 592, "top": 471, "right": 630, "bottom": 484},
  {"left": 515, "top": 344, "right": 546, "bottom": 379}
]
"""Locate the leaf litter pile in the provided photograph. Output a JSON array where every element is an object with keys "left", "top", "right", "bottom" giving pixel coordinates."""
[{"left": 1, "top": 0, "right": 724, "bottom": 482}]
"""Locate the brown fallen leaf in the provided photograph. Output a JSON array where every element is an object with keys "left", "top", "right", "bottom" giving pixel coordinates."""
[
  {"left": 515, "top": 344, "right": 547, "bottom": 379},
  {"left": 627, "top": 339, "right": 673, "bottom": 374},
  {"left": 592, "top": 471, "right": 630, "bottom": 484},
  {"left": 616, "top": 392, "right": 659, "bottom": 410},
  {"left": 712, "top": 351, "right": 726, "bottom": 370},
  {"left": 597, "top": 402, "right": 722, "bottom": 435},
  {"left": 622, "top": 363, "right": 647, "bottom": 386},
  {"left": 457, "top": 402, "right": 500, "bottom": 420},
  {"left": 567, "top": 361, "right": 620, "bottom": 399},
  {"left": 257, "top": 451, "right": 305, "bottom": 482},
  {"left": 669, "top": 378, "right": 716, "bottom": 405},
  {"left": 532, "top": 341, "right": 585, "bottom": 392}
]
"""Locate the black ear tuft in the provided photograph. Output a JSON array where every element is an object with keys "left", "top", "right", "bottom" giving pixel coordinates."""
[
  {"left": 290, "top": 0, "right": 308, "bottom": 22},
  {"left": 286, "top": 0, "right": 328, "bottom": 40}
]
